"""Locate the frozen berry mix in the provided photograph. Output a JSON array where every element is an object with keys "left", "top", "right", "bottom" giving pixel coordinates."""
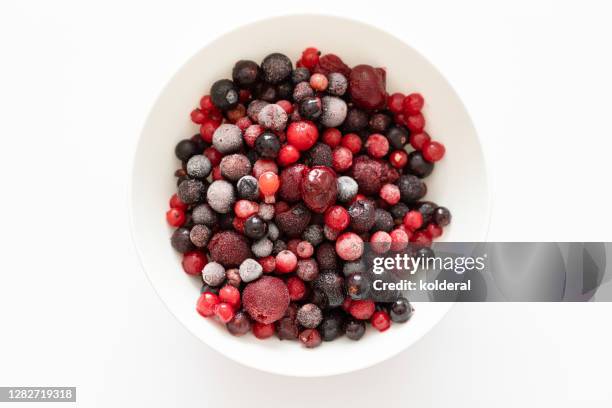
[{"left": 166, "top": 47, "right": 449, "bottom": 348}]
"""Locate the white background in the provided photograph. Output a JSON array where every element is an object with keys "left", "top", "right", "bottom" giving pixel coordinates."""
[{"left": 1, "top": 0, "right": 612, "bottom": 406}]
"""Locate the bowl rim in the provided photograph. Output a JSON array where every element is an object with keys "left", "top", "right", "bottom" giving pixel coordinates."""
[{"left": 128, "top": 13, "right": 492, "bottom": 377}]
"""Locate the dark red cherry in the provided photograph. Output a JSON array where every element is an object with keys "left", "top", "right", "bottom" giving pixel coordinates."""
[{"left": 300, "top": 166, "right": 338, "bottom": 213}]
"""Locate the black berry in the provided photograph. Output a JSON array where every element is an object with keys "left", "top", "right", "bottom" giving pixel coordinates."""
[
  {"left": 407, "top": 151, "right": 434, "bottom": 178},
  {"left": 261, "top": 53, "right": 293, "bottom": 84},
  {"left": 232, "top": 60, "right": 260, "bottom": 88},
  {"left": 210, "top": 79, "right": 239, "bottom": 111}
]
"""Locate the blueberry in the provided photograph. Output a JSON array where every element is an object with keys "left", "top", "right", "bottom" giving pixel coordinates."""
[
  {"left": 210, "top": 79, "right": 239, "bottom": 111},
  {"left": 212, "top": 124, "right": 243, "bottom": 154},
  {"left": 261, "top": 53, "right": 293, "bottom": 84},
  {"left": 226, "top": 311, "right": 252, "bottom": 336},
  {"left": 336, "top": 176, "right": 358, "bottom": 203},
  {"left": 346, "top": 272, "right": 368, "bottom": 300},
  {"left": 237, "top": 175, "right": 259, "bottom": 201},
  {"left": 239, "top": 258, "right": 263, "bottom": 283},
  {"left": 191, "top": 203, "right": 218, "bottom": 227},
  {"left": 390, "top": 297, "right": 413, "bottom": 323},
  {"left": 232, "top": 60, "right": 260, "bottom": 88},
  {"left": 251, "top": 238, "right": 273, "bottom": 258},
  {"left": 344, "top": 318, "right": 366, "bottom": 340},
  {"left": 369, "top": 113, "right": 392, "bottom": 133},
  {"left": 306, "top": 143, "right": 332, "bottom": 167},
  {"left": 320, "top": 96, "right": 347, "bottom": 128},
  {"left": 308, "top": 289, "right": 329, "bottom": 310},
  {"left": 266, "top": 222, "right": 280, "bottom": 240},
  {"left": 296, "top": 304, "right": 323, "bottom": 328},
  {"left": 206, "top": 180, "right": 235, "bottom": 214},
  {"left": 326, "top": 73, "right": 348, "bottom": 96},
  {"left": 293, "top": 81, "right": 314, "bottom": 102},
  {"left": 416, "top": 201, "right": 437, "bottom": 225},
  {"left": 302, "top": 224, "right": 324, "bottom": 247},
  {"left": 253, "top": 82, "right": 277, "bottom": 102},
  {"left": 244, "top": 215, "right": 267, "bottom": 240},
  {"left": 299, "top": 96, "right": 322, "bottom": 120},
  {"left": 186, "top": 155, "right": 211, "bottom": 179},
  {"left": 202, "top": 262, "right": 226, "bottom": 286},
  {"left": 319, "top": 310, "right": 346, "bottom": 341},
  {"left": 171, "top": 227, "right": 195, "bottom": 253},
  {"left": 175, "top": 139, "right": 199, "bottom": 162},
  {"left": 177, "top": 179, "right": 206, "bottom": 204},
  {"left": 291, "top": 67, "right": 311, "bottom": 84},
  {"left": 189, "top": 224, "right": 211, "bottom": 248},
  {"left": 254, "top": 132, "right": 281, "bottom": 158},
  {"left": 272, "top": 239, "right": 287, "bottom": 256},
  {"left": 407, "top": 151, "right": 434, "bottom": 178},
  {"left": 348, "top": 199, "right": 376, "bottom": 233},
  {"left": 386, "top": 126, "right": 409, "bottom": 150},
  {"left": 374, "top": 208, "right": 394, "bottom": 232},
  {"left": 313, "top": 271, "right": 344, "bottom": 308},
  {"left": 342, "top": 108, "right": 368, "bottom": 132},
  {"left": 276, "top": 81, "right": 293, "bottom": 100},
  {"left": 397, "top": 175, "right": 427, "bottom": 203},
  {"left": 433, "top": 206, "right": 452, "bottom": 227},
  {"left": 390, "top": 202, "right": 410, "bottom": 221},
  {"left": 315, "top": 242, "right": 338, "bottom": 271}
]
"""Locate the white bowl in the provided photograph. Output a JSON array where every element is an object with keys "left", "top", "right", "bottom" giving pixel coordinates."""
[{"left": 130, "top": 15, "right": 490, "bottom": 377}]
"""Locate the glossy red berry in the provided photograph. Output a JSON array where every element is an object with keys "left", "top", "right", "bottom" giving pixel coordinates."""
[
  {"left": 199, "top": 119, "right": 221, "bottom": 143},
  {"left": 389, "top": 150, "right": 408, "bottom": 169},
  {"left": 425, "top": 223, "right": 443, "bottom": 239},
  {"left": 169, "top": 193, "right": 187, "bottom": 211},
  {"left": 409, "top": 132, "right": 431, "bottom": 150},
  {"left": 422, "top": 141, "right": 446, "bottom": 162},
  {"left": 341, "top": 133, "right": 362, "bottom": 154},
  {"left": 235, "top": 116, "right": 252, "bottom": 131},
  {"left": 371, "top": 310, "right": 391, "bottom": 332},
  {"left": 403, "top": 93, "right": 424, "bottom": 115},
  {"left": 286, "top": 276, "right": 307, "bottom": 301},
  {"left": 259, "top": 172, "right": 280, "bottom": 195},
  {"left": 252, "top": 322, "right": 275, "bottom": 339},
  {"left": 296, "top": 241, "right": 314, "bottom": 259},
  {"left": 379, "top": 183, "right": 400, "bottom": 205},
  {"left": 301, "top": 47, "right": 320, "bottom": 70},
  {"left": 190, "top": 108, "right": 207, "bottom": 124},
  {"left": 287, "top": 120, "right": 319, "bottom": 151},
  {"left": 324, "top": 205, "right": 350, "bottom": 231},
  {"left": 349, "top": 299, "right": 375, "bottom": 320},
  {"left": 199, "top": 95, "right": 215, "bottom": 113},
  {"left": 332, "top": 146, "right": 353, "bottom": 172},
  {"left": 196, "top": 292, "right": 219, "bottom": 318},
  {"left": 277, "top": 144, "right": 300, "bottom": 167},
  {"left": 166, "top": 208, "right": 185, "bottom": 227},
  {"left": 403, "top": 210, "right": 423, "bottom": 231},
  {"left": 387, "top": 92, "right": 405, "bottom": 114},
  {"left": 322, "top": 128, "right": 342, "bottom": 148},
  {"left": 406, "top": 113, "right": 425, "bottom": 133},
  {"left": 365, "top": 134, "right": 389, "bottom": 159},
  {"left": 219, "top": 285, "right": 241, "bottom": 309},
  {"left": 215, "top": 302, "right": 235, "bottom": 323},
  {"left": 181, "top": 251, "right": 207, "bottom": 275},
  {"left": 275, "top": 250, "right": 298, "bottom": 273}
]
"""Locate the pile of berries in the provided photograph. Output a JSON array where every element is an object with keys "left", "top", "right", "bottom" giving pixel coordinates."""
[{"left": 167, "top": 47, "right": 451, "bottom": 348}]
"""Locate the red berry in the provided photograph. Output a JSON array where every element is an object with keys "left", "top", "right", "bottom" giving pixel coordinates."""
[
  {"left": 411, "top": 230, "right": 432, "bottom": 246},
  {"left": 232, "top": 217, "right": 245, "bottom": 233},
  {"left": 276, "top": 100, "right": 293, "bottom": 114},
  {"left": 169, "top": 193, "right": 187, "bottom": 211},
  {"left": 259, "top": 171, "right": 280, "bottom": 196},
  {"left": 348, "top": 193, "right": 367, "bottom": 206},
  {"left": 274, "top": 201, "right": 289, "bottom": 214},
  {"left": 211, "top": 166, "right": 223, "bottom": 180},
  {"left": 389, "top": 150, "right": 408, "bottom": 168},
  {"left": 166, "top": 208, "right": 185, "bottom": 227},
  {"left": 287, "top": 238, "right": 301, "bottom": 255},
  {"left": 370, "top": 231, "right": 392, "bottom": 254},
  {"left": 181, "top": 251, "right": 206, "bottom": 275},
  {"left": 287, "top": 121, "right": 319, "bottom": 151},
  {"left": 403, "top": 210, "right": 423, "bottom": 231},
  {"left": 296, "top": 241, "right": 314, "bottom": 259},
  {"left": 215, "top": 302, "right": 235, "bottom": 323},
  {"left": 332, "top": 146, "right": 353, "bottom": 172},
  {"left": 299, "top": 328, "right": 322, "bottom": 348},
  {"left": 286, "top": 276, "right": 307, "bottom": 301},
  {"left": 425, "top": 223, "right": 443, "bottom": 239},
  {"left": 394, "top": 112, "right": 407, "bottom": 127},
  {"left": 258, "top": 256, "right": 276, "bottom": 273},
  {"left": 422, "top": 141, "right": 446, "bottom": 162},
  {"left": 252, "top": 159, "right": 278, "bottom": 179},
  {"left": 387, "top": 92, "right": 405, "bottom": 114},
  {"left": 379, "top": 183, "right": 400, "bottom": 205},
  {"left": 365, "top": 134, "right": 389, "bottom": 159},
  {"left": 252, "top": 322, "right": 275, "bottom": 339},
  {"left": 239, "top": 89, "right": 251, "bottom": 103},
  {"left": 200, "top": 95, "right": 215, "bottom": 112},
  {"left": 235, "top": 116, "right": 252, "bottom": 131},
  {"left": 324, "top": 205, "right": 350, "bottom": 231},
  {"left": 335, "top": 232, "right": 364, "bottom": 261},
  {"left": 409, "top": 132, "right": 431, "bottom": 150},
  {"left": 277, "top": 144, "right": 300, "bottom": 167},
  {"left": 196, "top": 292, "right": 219, "bottom": 318},
  {"left": 341, "top": 133, "right": 362, "bottom": 154},
  {"left": 200, "top": 119, "right": 221, "bottom": 143},
  {"left": 203, "top": 146, "right": 222, "bottom": 167},
  {"left": 191, "top": 108, "right": 207, "bottom": 124},
  {"left": 310, "top": 73, "right": 328, "bottom": 91},
  {"left": 349, "top": 299, "right": 375, "bottom": 320},
  {"left": 371, "top": 310, "right": 391, "bottom": 332},
  {"left": 244, "top": 124, "right": 264, "bottom": 148},
  {"left": 406, "top": 113, "right": 425, "bottom": 133},
  {"left": 234, "top": 200, "right": 259, "bottom": 218},
  {"left": 389, "top": 229, "right": 409, "bottom": 251},
  {"left": 301, "top": 47, "right": 320, "bottom": 69},
  {"left": 275, "top": 250, "right": 297, "bottom": 273},
  {"left": 322, "top": 128, "right": 342, "bottom": 148},
  {"left": 342, "top": 297, "right": 353, "bottom": 312},
  {"left": 219, "top": 285, "right": 241, "bottom": 309},
  {"left": 403, "top": 93, "right": 424, "bottom": 115}
]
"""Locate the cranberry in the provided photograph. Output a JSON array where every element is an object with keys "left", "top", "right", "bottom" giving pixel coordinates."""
[
  {"left": 218, "top": 285, "right": 241, "bottom": 310},
  {"left": 211, "top": 166, "right": 223, "bottom": 180},
  {"left": 277, "top": 144, "right": 300, "bottom": 167},
  {"left": 389, "top": 150, "right": 408, "bottom": 169},
  {"left": 296, "top": 241, "right": 314, "bottom": 258},
  {"left": 182, "top": 251, "right": 206, "bottom": 275},
  {"left": 423, "top": 141, "right": 446, "bottom": 162},
  {"left": 425, "top": 223, "right": 443, "bottom": 239},
  {"left": 299, "top": 328, "right": 322, "bottom": 348},
  {"left": 371, "top": 310, "right": 391, "bottom": 332},
  {"left": 324, "top": 205, "right": 350, "bottom": 231},
  {"left": 387, "top": 92, "right": 405, "bottom": 114},
  {"left": 322, "top": 128, "right": 342, "bottom": 148},
  {"left": 332, "top": 146, "right": 353, "bottom": 172},
  {"left": 287, "top": 276, "right": 307, "bottom": 301},
  {"left": 275, "top": 250, "right": 298, "bottom": 273},
  {"left": 232, "top": 217, "right": 245, "bottom": 233},
  {"left": 191, "top": 108, "right": 207, "bottom": 124},
  {"left": 403, "top": 93, "right": 424, "bottom": 115},
  {"left": 252, "top": 322, "right": 275, "bottom": 339},
  {"left": 166, "top": 208, "right": 185, "bottom": 227},
  {"left": 287, "top": 120, "right": 319, "bottom": 151},
  {"left": 390, "top": 228, "right": 410, "bottom": 251},
  {"left": 406, "top": 113, "right": 425, "bottom": 133},
  {"left": 371, "top": 231, "right": 392, "bottom": 254},
  {"left": 335, "top": 232, "right": 364, "bottom": 261},
  {"left": 409, "top": 132, "right": 431, "bottom": 150},
  {"left": 234, "top": 200, "right": 259, "bottom": 218},
  {"left": 196, "top": 292, "right": 219, "bottom": 318},
  {"left": 341, "top": 133, "right": 362, "bottom": 154},
  {"left": 349, "top": 65, "right": 386, "bottom": 110},
  {"left": 258, "top": 256, "right": 276, "bottom": 273},
  {"left": 379, "top": 183, "right": 400, "bottom": 205},
  {"left": 235, "top": 116, "right": 252, "bottom": 131},
  {"left": 403, "top": 210, "right": 423, "bottom": 231},
  {"left": 411, "top": 230, "right": 432, "bottom": 246},
  {"left": 301, "top": 47, "right": 320, "bottom": 69},
  {"left": 287, "top": 238, "right": 301, "bottom": 255},
  {"left": 199, "top": 95, "right": 215, "bottom": 113},
  {"left": 300, "top": 166, "right": 338, "bottom": 213},
  {"left": 215, "top": 302, "right": 235, "bottom": 323},
  {"left": 310, "top": 73, "right": 328, "bottom": 91},
  {"left": 244, "top": 124, "right": 264, "bottom": 147},
  {"left": 365, "top": 134, "right": 389, "bottom": 159},
  {"left": 169, "top": 193, "right": 187, "bottom": 211},
  {"left": 252, "top": 159, "right": 278, "bottom": 179},
  {"left": 200, "top": 119, "right": 220, "bottom": 143},
  {"left": 349, "top": 299, "right": 375, "bottom": 320},
  {"left": 203, "top": 146, "right": 222, "bottom": 167}
]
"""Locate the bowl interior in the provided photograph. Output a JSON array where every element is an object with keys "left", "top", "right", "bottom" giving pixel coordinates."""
[{"left": 130, "top": 15, "right": 490, "bottom": 377}]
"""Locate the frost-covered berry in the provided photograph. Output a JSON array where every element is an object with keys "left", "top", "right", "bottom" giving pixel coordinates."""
[
  {"left": 186, "top": 155, "right": 212, "bottom": 179},
  {"left": 302, "top": 224, "right": 324, "bottom": 246},
  {"left": 293, "top": 81, "right": 314, "bottom": 102},
  {"left": 202, "top": 262, "right": 226, "bottom": 286},
  {"left": 239, "top": 258, "right": 263, "bottom": 283},
  {"left": 220, "top": 154, "right": 251, "bottom": 181},
  {"left": 258, "top": 203, "right": 275, "bottom": 221},
  {"left": 206, "top": 180, "right": 235, "bottom": 213},
  {"left": 251, "top": 238, "right": 273, "bottom": 258},
  {"left": 297, "top": 303, "right": 323, "bottom": 328},
  {"left": 247, "top": 100, "right": 269, "bottom": 122},
  {"left": 177, "top": 179, "right": 206, "bottom": 204},
  {"left": 267, "top": 222, "right": 280, "bottom": 241},
  {"left": 236, "top": 175, "right": 259, "bottom": 201},
  {"left": 336, "top": 176, "right": 358, "bottom": 203},
  {"left": 291, "top": 67, "right": 310, "bottom": 84},
  {"left": 191, "top": 203, "right": 217, "bottom": 227},
  {"left": 261, "top": 53, "right": 293, "bottom": 84},
  {"left": 327, "top": 72, "right": 348, "bottom": 96},
  {"left": 212, "top": 124, "right": 242, "bottom": 154},
  {"left": 190, "top": 224, "right": 211, "bottom": 247},
  {"left": 257, "top": 104, "right": 288, "bottom": 132},
  {"left": 320, "top": 96, "right": 347, "bottom": 128}
]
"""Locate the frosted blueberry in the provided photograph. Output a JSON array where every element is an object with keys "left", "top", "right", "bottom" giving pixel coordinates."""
[
  {"left": 186, "top": 155, "right": 211, "bottom": 179},
  {"left": 202, "top": 262, "right": 226, "bottom": 287},
  {"left": 237, "top": 175, "right": 259, "bottom": 201},
  {"left": 296, "top": 303, "right": 323, "bottom": 328},
  {"left": 191, "top": 204, "right": 217, "bottom": 227},
  {"left": 239, "top": 258, "right": 263, "bottom": 283},
  {"left": 251, "top": 238, "right": 273, "bottom": 258},
  {"left": 206, "top": 180, "right": 235, "bottom": 214},
  {"left": 327, "top": 73, "right": 348, "bottom": 96},
  {"left": 336, "top": 176, "right": 358, "bottom": 203},
  {"left": 258, "top": 203, "right": 275, "bottom": 221},
  {"left": 212, "top": 124, "right": 242, "bottom": 154},
  {"left": 257, "top": 104, "right": 288, "bottom": 132},
  {"left": 320, "top": 96, "right": 347, "bottom": 128},
  {"left": 267, "top": 222, "right": 280, "bottom": 241}
]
